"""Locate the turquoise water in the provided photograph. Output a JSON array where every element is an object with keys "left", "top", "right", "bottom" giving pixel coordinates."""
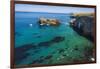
[{"left": 15, "top": 12, "right": 94, "bottom": 66}]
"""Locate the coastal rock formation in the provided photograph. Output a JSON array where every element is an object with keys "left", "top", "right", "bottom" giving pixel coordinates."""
[
  {"left": 39, "top": 17, "right": 60, "bottom": 26},
  {"left": 70, "top": 16, "right": 95, "bottom": 42}
]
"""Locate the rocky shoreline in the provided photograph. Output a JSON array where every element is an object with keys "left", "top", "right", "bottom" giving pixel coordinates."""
[{"left": 69, "top": 14, "right": 95, "bottom": 42}]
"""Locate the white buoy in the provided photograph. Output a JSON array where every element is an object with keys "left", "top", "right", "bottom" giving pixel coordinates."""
[{"left": 29, "top": 23, "right": 33, "bottom": 27}]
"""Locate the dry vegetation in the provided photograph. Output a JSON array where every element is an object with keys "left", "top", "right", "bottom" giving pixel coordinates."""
[{"left": 73, "top": 13, "right": 94, "bottom": 17}]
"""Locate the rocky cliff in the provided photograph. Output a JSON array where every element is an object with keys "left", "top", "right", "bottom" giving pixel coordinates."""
[{"left": 70, "top": 16, "right": 95, "bottom": 42}]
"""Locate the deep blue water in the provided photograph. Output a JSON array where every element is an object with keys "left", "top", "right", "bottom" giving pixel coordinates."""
[{"left": 15, "top": 12, "right": 94, "bottom": 66}]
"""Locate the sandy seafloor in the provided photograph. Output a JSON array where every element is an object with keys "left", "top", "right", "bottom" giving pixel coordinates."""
[{"left": 15, "top": 12, "right": 94, "bottom": 66}]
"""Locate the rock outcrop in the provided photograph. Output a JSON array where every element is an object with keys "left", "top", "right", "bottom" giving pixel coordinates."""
[
  {"left": 39, "top": 17, "right": 60, "bottom": 26},
  {"left": 70, "top": 16, "right": 95, "bottom": 42}
]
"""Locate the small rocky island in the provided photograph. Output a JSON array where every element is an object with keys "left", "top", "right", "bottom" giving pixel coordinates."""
[
  {"left": 39, "top": 17, "right": 60, "bottom": 26},
  {"left": 69, "top": 13, "right": 95, "bottom": 41}
]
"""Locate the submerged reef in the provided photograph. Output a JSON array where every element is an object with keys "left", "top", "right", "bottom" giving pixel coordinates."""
[
  {"left": 38, "top": 41, "right": 52, "bottom": 46},
  {"left": 38, "top": 36, "right": 65, "bottom": 47},
  {"left": 15, "top": 36, "right": 65, "bottom": 65},
  {"left": 44, "top": 55, "right": 53, "bottom": 60},
  {"left": 31, "top": 55, "right": 53, "bottom": 64},
  {"left": 51, "top": 36, "right": 65, "bottom": 43},
  {"left": 15, "top": 36, "right": 94, "bottom": 65},
  {"left": 15, "top": 43, "right": 38, "bottom": 64},
  {"left": 58, "top": 49, "right": 65, "bottom": 54}
]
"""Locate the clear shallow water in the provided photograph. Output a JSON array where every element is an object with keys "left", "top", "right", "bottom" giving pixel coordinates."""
[{"left": 15, "top": 12, "right": 94, "bottom": 66}]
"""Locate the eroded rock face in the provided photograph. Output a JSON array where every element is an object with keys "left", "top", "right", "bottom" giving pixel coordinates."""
[{"left": 70, "top": 16, "right": 95, "bottom": 42}]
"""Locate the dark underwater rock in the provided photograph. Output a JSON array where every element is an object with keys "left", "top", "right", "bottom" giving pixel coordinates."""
[
  {"left": 31, "top": 60, "right": 38, "bottom": 64},
  {"left": 44, "top": 55, "right": 53, "bottom": 60},
  {"left": 31, "top": 58, "right": 44, "bottom": 64},
  {"left": 74, "top": 47, "right": 79, "bottom": 51},
  {"left": 74, "top": 45, "right": 79, "bottom": 51},
  {"left": 14, "top": 50, "right": 29, "bottom": 64},
  {"left": 15, "top": 44, "right": 38, "bottom": 52},
  {"left": 63, "top": 54, "right": 66, "bottom": 57},
  {"left": 40, "top": 56, "right": 44, "bottom": 59},
  {"left": 31, "top": 55, "right": 53, "bottom": 64},
  {"left": 51, "top": 36, "right": 65, "bottom": 43},
  {"left": 65, "top": 48, "right": 68, "bottom": 49},
  {"left": 37, "top": 59, "right": 44, "bottom": 63},
  {"left": 38, "top": 41, "right": 51, "bottom": 46},
  {"left": 15, "top": 43, "right": 38, "bottom": 64},
  {"left": 58, "top": 49, "right": 65, "bottom": 53},
  {"left": 38, "top": 36, "right": 65, "bottom": 47}
]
